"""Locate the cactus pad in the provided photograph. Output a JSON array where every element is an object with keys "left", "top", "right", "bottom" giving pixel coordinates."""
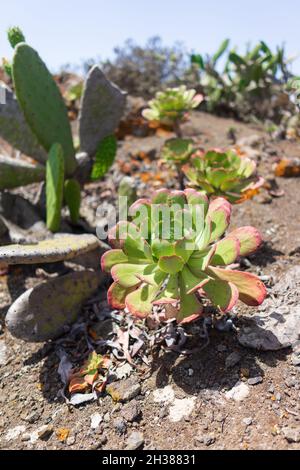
[
  {"left": 79, "top": 65, "right": 126, "bottom": 156},
  {"left": 46, "top": 143, "right": 65, "bottom": 232},
  {"left": 5, "top": 270, "right": 103, "bottom": 342},
  {"left": 0, "top": 155, "right": 45, "bottom": 189},
  {"left": 12, "top": 43, "right": 76, "bottom": 175},
  {"left": 7, "top": 26, "right": 25, "bottom": 49},
  {"left": 91, "top": 135, "right": 117, "bottom": 180},
  {"left": 0, "top": 234, "right": 100, "bottom": 265},
  {"left": 64, "top": 179, "right": 81, "bottom": 224},
  {"left": 0, "top": 85, "right": 47, "bottom": 163}
]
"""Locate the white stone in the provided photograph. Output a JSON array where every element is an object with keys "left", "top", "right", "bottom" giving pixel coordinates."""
[
  {"left": 5, "top": 426, "right": 26, "bottom": 442},
  {"left": 0, "top": 341, "right": 7, "bottom": 366},
  {"left": 91, "top": 412, "right": 102, "bottom": 429},
  {"left": 169, "top": 398, "right": 196, "bottom": 423},
  {"left": 153, "top": 385, "right": 175, "bottom": 404},
  {"left": 225, "top": 382, "right": 250, "bottom": 402}
]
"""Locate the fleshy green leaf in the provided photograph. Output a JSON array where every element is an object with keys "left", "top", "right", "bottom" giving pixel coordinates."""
[
  {"left": 207, "top": 266, "right": 267, "bottom": 306},
  {"left": 91, "top": 135, "right": 117, "bottom": 180},
  {"left": 227, "top": 227, "right": 262, "bottom": 257},
  {"left": 158, "top": 255, "right": 185, "bottom": 274},
  {"left": 211, "top": 236, "right": 240, "bottom": 266},
  {"left": 201, "top": 279, "right": 239, "bottom": 312}
]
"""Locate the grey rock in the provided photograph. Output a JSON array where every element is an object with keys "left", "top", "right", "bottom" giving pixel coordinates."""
[
  {"left": 0, "top": 341, "right": 7, "bottom": 366},
  {"left": 125, "top": 431, "right": 144, "bottom": 450},
  {"left": 0, "top": 192, "right": 43, "bottom": 231},
  {"left": 282, "top": 427, "right": 300, "bottom": 443},
  {"left": 121, "top": 400, "right": 141, "bottom": 423},
  {"left": 0, "top": 84, "right": 47, "bottom": 163},
  {"left": 79, "top": 66, "right": 126, "bottom": 156},
  {"left": 0, "top": 234, "right": 100, "bottom": 265},
  {"left": 225, "top": 351, "right": 241, "bottom": 368},
  {"left": 204, "top": 435, "right": 216, "bottom": 447},
  {"left": 21, "top": 411, "right": 41, "bottom": 424},
  {"left": 113, "top": 417, "right": 127, "bottom": 435},
  {"left": 291, "top": 355, "right": 300, "bottom": 366},
  {"left": 248, "top": 376, "right": 263, "bottom": 386},
  {"left": 6, "top": 270, "right": 102, "bottom": 342},
  {"left": 238, "top": 267, "right": 300, "bottom": 351},
  {"left": 107, "top": 377, "right": 141, "bottom": 403}
]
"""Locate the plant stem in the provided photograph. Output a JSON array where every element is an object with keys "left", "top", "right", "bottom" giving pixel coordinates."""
[
  {"left": 174, "top": 119, "right": 183, "bottom": 138},
  {"left": 174, "top": 119, "right": 185, "bottom": 190}
]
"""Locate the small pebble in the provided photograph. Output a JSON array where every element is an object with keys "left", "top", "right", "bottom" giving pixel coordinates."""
[
  {"left": 242, "top": 417, "right": 253, "bottom": 426},
  {"left": 248, "top": 376, "right": 263, "bottom": 386}
]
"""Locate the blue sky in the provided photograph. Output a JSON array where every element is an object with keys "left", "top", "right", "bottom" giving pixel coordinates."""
[{"left": 1, "top": 0, "right": 300, "bottom": 74}]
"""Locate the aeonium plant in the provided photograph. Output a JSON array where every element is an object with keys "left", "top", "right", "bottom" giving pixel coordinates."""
[
  {"left": 143, "top": 86, "right": 203, "bottom": 190},
  {"left": 101, "top": 189, "right": 267, "bottom": 323},
  {"left": 142, "top": 85, "right": 203, "bottom": 129},
  {"left": 183, "top": 148, "right": 264, "bottom": 203}
]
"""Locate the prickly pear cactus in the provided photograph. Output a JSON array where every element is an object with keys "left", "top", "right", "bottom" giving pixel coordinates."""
[
  {"left": 46, "top": 143, "right": 65, "bottom": 232},
  {"left": 0, "top": 85, "right": 47, "bottom": 163},
  {"left": 91, "top": 135, "right": 117, "bottom": 181},
  {"left": 7, "top": 26, "right": 25, "bottom": 49},
  {"left": 0, "top": 155, "right": 45, "bottom": 189},
  {"left": 5, "top": 270, "right": 103, "bottom": 342},
  {"left": 0, "top": 234, "right": 100, "bottom": 264},
  {"left": 64, "top": 179, "right": 81, "bottom": 224},
  {"left": 12, "top": 43, "right": 77, "bottom": 175}
]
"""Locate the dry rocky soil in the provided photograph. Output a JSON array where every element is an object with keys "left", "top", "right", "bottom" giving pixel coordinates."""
[{"left": 0, "top": 111, "right": 300, "bottom": 451}]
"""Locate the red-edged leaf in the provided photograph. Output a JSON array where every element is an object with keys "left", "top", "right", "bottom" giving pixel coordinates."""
[
  {"left": 207, "top": 266, "right": 267, "bottom": 306},
  {"left": 227, "top": 226, "right": 262, "bottom": 256}
]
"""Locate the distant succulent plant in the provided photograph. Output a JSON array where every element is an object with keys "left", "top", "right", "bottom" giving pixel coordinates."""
[
  {"left": 101, "top": 189, "right": 267, "bottom": 323},
  {"left": 2, "top": 58, "right": 12, "bottom": 77},
  {"left": 162, "top": 138, "right": 195, "bottom": 164},
  {"left": 142, "top": 86, "right": 203, "bottom": 126},
  {"left": 183, "top": 149, "right": 264, "bottom": 203}
]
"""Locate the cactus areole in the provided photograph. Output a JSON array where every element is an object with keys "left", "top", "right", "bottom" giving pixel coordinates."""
[{"left": 101, "top": 189, "right": 267, "bottom": 323}]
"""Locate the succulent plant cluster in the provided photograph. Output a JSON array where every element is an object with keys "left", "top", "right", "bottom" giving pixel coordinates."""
[
  {"left": 102, "top": 189, "right": 266, "bottom": 323},
  {"left": 192, "top": 40, "right": 293, "bottom": 122},
  {"left": 183, "top": 149, "right": 264, "bottom": 203},
  {"left": 142, "top": 86, "right": 203, "bottom": 126}
]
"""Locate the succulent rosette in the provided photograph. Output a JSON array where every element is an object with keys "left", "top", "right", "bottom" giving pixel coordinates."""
[
  {"left": 101, "top": 189, "right": 267, "bottom": 323},
  {"left": 142, "top": 86, "right": 203, "bottom": 126},
  {"left": 162, "top": 138, "right": 195, "bottom": 164},
  {"left": 183, "top": 149, "right": 264, "bottom": 203}
]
